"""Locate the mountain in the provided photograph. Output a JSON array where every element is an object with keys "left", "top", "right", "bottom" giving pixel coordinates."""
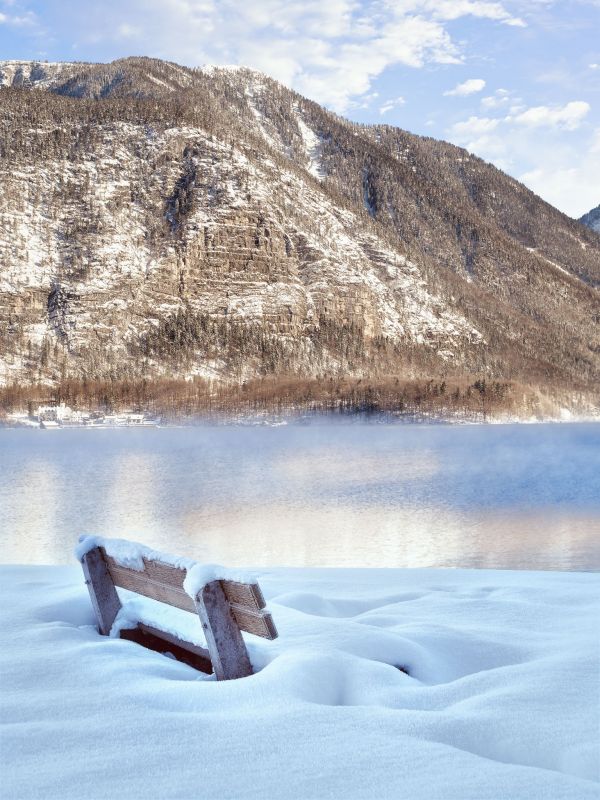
[
  {"left": 1, "top": 57, "right": 599, "bottom": 410},
  {"left": 579, "top": 205, "right": 600, "bottom": 234}
]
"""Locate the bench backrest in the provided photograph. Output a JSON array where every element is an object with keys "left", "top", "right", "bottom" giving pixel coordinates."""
[
  {"left": 80, "top": 538, "right": 277, "bottom": 680},
  {"left": 100, "top": 548, "right": 277, "bottom": 639}
]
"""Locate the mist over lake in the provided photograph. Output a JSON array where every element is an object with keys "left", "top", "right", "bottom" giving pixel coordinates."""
[{"left": 2, "top": 420, "right": 598, "bottom": 570}]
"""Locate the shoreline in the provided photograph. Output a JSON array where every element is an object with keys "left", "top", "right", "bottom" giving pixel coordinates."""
[
  {"left": 2, "top": 407, "right": 600, "bottom": 429},
  {"left": 2, "top": 376, "right": 598, "bottom": 430}
]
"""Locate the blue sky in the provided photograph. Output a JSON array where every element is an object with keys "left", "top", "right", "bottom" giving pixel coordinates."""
[{"left": 1, "top": 0, "right": 598, "bottom": 217}]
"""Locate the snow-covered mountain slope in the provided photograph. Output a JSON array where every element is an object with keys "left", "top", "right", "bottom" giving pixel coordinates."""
[
  {"left": 0, "top": 57, "right": 599, "bottom": 393},
  {"left": 0, "top": 60, "right": 88, "bottom": 89},
  {"left": 579, "top": 205, "right": 600, "bottom": 234}
]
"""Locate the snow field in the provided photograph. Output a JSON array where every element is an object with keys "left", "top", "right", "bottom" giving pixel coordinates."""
[{"left": 1, "top": 565, "right": 598, "bottom": 799}]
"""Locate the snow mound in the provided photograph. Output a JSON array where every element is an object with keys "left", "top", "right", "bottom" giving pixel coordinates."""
[{"left": 1, "top": 565, "right": 598, "bottom": 799}]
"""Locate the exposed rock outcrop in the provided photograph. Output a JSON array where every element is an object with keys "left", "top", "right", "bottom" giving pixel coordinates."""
[{"left": 0, "top": 57, "right": 598, "bottom": 398}]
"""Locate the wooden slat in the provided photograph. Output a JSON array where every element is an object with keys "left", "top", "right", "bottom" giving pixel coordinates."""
[
  {"left": 230, "top": 604, "right": 278, "bottom": 639},
  {"left": 107, "top": 562, "right": 197, "bottom": 613},
  {"left": 102, "top": 550, "right": 268, "bottom": 613},
  {"left": 82, "top": 547, "right": 122, "bottom": 635},
  {"left": 120, "top": 623, "right": 213, "bottom": 674},
  {"left": 221, "top": 580, "right": 266, "bottom": 611},
  {"left": 139, "top": 558, "right": 187, "bottom": 587},
  {"left": 102, "top": 551, "right": 187, "bottom": 591}
]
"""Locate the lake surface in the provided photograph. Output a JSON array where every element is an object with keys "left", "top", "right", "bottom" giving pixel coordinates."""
[{"left": 1, "top": 420, "right": 599, "bottom": 570}]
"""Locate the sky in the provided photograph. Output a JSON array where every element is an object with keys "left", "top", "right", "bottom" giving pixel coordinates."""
[{"left": 0, "top": 0, "right": 598, "bottom": 218}]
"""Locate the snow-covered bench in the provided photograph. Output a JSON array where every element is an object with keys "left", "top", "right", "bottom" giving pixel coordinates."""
[{"left": 77, "top": 536, "right": 278, "bottom": 680}]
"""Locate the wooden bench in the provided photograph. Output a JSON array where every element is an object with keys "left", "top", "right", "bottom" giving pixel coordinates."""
[{"left": 78, "top": 538, "right": 277, "bottom": 680}]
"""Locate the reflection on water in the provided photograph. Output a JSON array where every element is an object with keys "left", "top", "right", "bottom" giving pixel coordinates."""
[
  {"left": 178, "top": 503, "right": 600, "bottom": 570},
  {"left": 2, "top": 459, "right": 60, "bottom": 564},
  {"left": 0, "top": 422, "right": 599, "bottom": 570},
  {"left": 105, "top": 453, "right": 162, "bottom": 538},
  {"left": 278, "top": 448, "right": 440, "bottom": 485}
]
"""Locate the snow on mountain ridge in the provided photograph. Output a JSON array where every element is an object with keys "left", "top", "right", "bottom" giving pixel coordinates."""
[
  {"left": 0, "top": 115, "right": 478, "bottom": 385},
  {"left": 295, "top": 109, "right": 326, "bottom": 181},
  {"left": 0, "top": 60, "right": 90, "bottom": 89},
  {"left": 1, "top": 57, "right": 599, "bottom": 395},
  {"left": 579, "top": 204, "right": 600, "bottom": 234}
]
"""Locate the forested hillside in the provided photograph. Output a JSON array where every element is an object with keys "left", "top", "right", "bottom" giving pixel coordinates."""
[{"left": 1, "top": 57, "right": 598, "bottom": 415}]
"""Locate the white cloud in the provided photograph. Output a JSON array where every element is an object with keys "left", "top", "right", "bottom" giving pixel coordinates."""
[
  {"left": 287, "top": 15, "right": 462, "bottom": 110},
  {"left": 481, "top": 88, "right": 510, "bottom": 108},
  {"left": 29, "top": 0, "right": 527, "bottom": 112},
  {"left": 510, "top": 101, "right": 590, "bottom": 131},
  {"left": 444, "top": 78, "right": 486, "bottom": 96},
  {"left": 589, "top": 63, "right": 599, "bottom": 70},
  {"left": 449, "top": 101, "right": 592, "bottom": 143},
  {"left": 447, "top": 100, "right": 598, "bottom": 216},
  {"left": 450, "top": 115, "right": 500, "bottom": 135},
  {"left": 520, "top": 130, "right": 600, "bottom": 217},
  {"left": 0, "top": 8, "right": 35, "bottom": 25},
  {"left": 116, "top": 23, "right": 141, "bottom": 39},
  {"left": 354, "top": 91, "right": 379, "bottom": 110},
  {"left": 395, "top": 1, "right": 525, "bottom": 26},
  {"left": 379, "top": 96, "right": 406, "bottom": 114}
]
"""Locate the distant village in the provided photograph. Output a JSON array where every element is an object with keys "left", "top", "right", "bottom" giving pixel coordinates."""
[{"left": 9, "top": 402, "right": 161, "bottom": 429}]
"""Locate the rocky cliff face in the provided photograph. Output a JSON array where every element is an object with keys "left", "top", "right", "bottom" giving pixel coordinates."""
[
  {"left": 1, "top": 57, "right": 599, "bottom": 397},
  {"left": 580, "top": 205, "right": 600, "bottom": 234}
]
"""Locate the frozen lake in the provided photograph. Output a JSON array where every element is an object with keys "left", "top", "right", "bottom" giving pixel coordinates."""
[{"left": 1, "top": 420, "right": 599, "bottom": 570}]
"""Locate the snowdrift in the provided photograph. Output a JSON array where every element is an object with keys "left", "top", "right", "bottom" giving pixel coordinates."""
[{"left": 1, "top": 565, "right": 598, "bottom": 799}]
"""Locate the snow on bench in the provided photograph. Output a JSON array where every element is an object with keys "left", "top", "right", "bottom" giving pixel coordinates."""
[{"left": 76, "top": 536, "right": 278, "bottom": 680}]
